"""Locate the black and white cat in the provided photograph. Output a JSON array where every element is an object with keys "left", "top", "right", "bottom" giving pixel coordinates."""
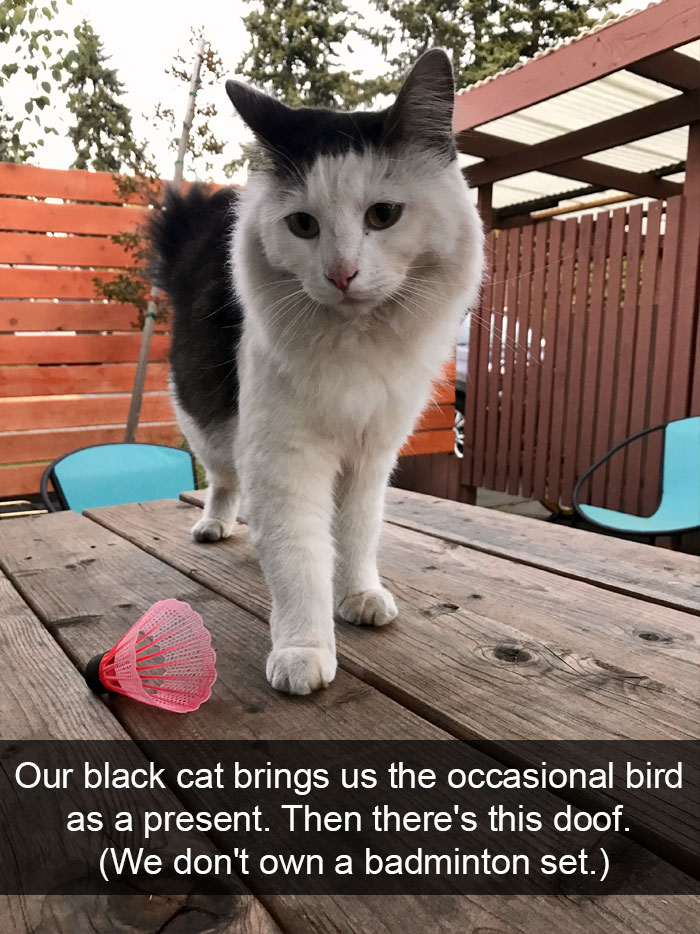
[{"left": 150, "top": 49, "right": 484, "bottom": 696}]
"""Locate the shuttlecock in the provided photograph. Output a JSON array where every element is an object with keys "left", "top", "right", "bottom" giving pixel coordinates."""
[{"left": 85, "top": 599, "right": 216, "bottom": 713}]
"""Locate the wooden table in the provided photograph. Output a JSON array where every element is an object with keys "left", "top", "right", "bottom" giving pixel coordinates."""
[{"left": 0, "top": 488, "right": 697, "bottom": 932}]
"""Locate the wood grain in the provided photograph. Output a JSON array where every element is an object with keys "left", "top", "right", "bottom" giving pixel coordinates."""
[
  {"left": 0, "top": 362, "right": 170, "bottom": 397},
  {"left": 0, "top": 333, "right": 170, "bottom": 365},
  {"left": 0, "top": 571, "right": 278, "bottom": 934},
  {"left": 1, "top": 511, "right": 696, "bottom": 932}
]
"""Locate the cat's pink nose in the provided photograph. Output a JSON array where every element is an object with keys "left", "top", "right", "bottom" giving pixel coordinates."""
[{"left": 326, "top": 264, "right": 358, "bottom": 292}]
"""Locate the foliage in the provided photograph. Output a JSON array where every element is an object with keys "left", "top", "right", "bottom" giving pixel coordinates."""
[
  {"left": 367, "top": 0, "right": 622, "bottom": 90},
  {"left": 61, "top": 19, "right": 148, "bottom": 172},
  {"left": 153, "top": 29, "right": 228, "bottom": 179},
  {"left": 237, "top": 0, "right": 370, "bottom": 108},
  {"left": 0, "top": 0, "right": 72, "bottom": 162}
]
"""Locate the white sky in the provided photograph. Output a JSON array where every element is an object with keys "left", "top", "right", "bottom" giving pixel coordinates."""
[{"left": 2, "top": 0, "right": 637, "bottom": 183}]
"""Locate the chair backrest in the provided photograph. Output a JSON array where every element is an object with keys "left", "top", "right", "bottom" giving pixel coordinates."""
[
  {"left": 660, "top": 416, "right": 700, "bottom": 525},
  {"left": 44, "top": 443, "right": 195, "bottom": 514}
]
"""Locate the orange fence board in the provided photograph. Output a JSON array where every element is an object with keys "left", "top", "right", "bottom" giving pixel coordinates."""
[
  {"left": 0, "top": 362, "right": 170, "bottom": 397},
  {"left": 0, "top": 198, "right": 149, "bottom": 236},
  {"left": 0, "top": 268, "right": 120, "bottom": 300},
  {"left": 0, "top": 232, "right": 141, "bottom": 267},
  {"left": 0, "top": 334, "right": 170, "bottom": 365},
  {"left": 3, "top": 423, "right": 181, "bottom": 463},
  {"left": 0, "top": 301, "right": 155, "bottom": 333},
  {"left": 1, "top": 392, "right": 175, "bottom": 431},
  {"left": 0, "top": 162, "right": 159, "bottom": 204},
  {"left": 399, "top": 429, "right": 454, "bottom": 457}
]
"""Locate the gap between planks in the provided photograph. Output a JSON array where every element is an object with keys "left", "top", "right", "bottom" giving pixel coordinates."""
[
  {"left": 80, "top": 498, "right": 700, "bottom": 878},
  {"left": 5, "top": 513, "right": 696, "bottom": 932}
]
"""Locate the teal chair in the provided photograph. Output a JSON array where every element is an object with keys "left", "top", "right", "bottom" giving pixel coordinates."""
[
  {"left": 40, "top": 443, "right": 196, "bottom": 514},
  {"left": 573, "top": 416, "right": 700, "bottom": 536}
]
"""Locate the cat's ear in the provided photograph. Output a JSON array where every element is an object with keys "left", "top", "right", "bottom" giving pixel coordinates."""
[
  {"left": 382, "top": 49, "right": 455, "bottom": 154},
  {"left": 225, "top": 80, "right": 293, "bottom": 148}
]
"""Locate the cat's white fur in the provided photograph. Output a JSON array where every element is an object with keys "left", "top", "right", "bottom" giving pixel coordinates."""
[
  {"left": 193, "top": 139, "right": 484, "bottom": 696},
  {"left": 177, "top": 60, "right": 484, "bottom": 694}
]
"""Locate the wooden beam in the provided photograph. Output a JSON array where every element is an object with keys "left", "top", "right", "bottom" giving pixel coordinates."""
[
  {"left": 627, "top": 49, "right": 700, "bottom": 92},
  {"left": 467, "top": 91, "right": 699, "bottom": 188},
  {"left": 461, "top": 129, "right": 684, "bottom": 199},
  {"left": 453, "top": 0, "right": 700, "bottom": 132}
]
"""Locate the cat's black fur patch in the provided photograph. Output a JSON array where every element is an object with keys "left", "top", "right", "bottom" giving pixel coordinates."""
[{"left": 149, "top": 183, "right": 241, "bottom": 425}]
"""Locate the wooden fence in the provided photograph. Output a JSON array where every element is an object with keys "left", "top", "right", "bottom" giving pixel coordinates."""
[
  {"left": 0, "top": 162, "right": 454, "bottom": 497},
  {"left": 401, "top": 196, "right": 699, "bottom": 513}
]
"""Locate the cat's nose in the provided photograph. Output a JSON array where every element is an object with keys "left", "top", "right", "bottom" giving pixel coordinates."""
[{"left": 326, "top": 264, "right": 358, "bottom": 292}]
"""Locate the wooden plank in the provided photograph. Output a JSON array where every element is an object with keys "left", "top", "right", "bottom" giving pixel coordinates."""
[
  {"left": 2, "top": 423, "right": 181, "bottom": 462},
  {"left": 545, "top": 217, "right": 577, "bottom": 506},
  {"left": 560, "top": 214, "right": 594, "bottom": 506},
  {"left": 640, "top": 197, "right": 685, "bottom": 516},
  {"left": 376, "top": 487, "right": 700, "bottom": 615},
  {"left": 0, "top": 362, "right": 170, "bottom": 396},
  {"left": 461, "top": 130, "right": 682, "bottom": 200},
  {"left": 0, "top": 198, "right": 149, "bottom": 236},
  {"left": 591, "top": 205, "right": 627, "bottom": 507},
  {"left": 0, "top": 301, "right": 152, "bottom": 333},
  {"left": 452, "top": 0, "right": 700, "bottom": 131},
  {"left": 520, "top": 222, "right": 549, "bottom": 498},
  {"left": 462, "top": 232, "right": 494, "bottom": 487},
  {"left": 668, "top": 123, "right": 700, "bottom": 417},
  {"left": 413, "top": 402, "right": 454, "bottom": 432},
  {"left": 466, "top": 92, "right": 699, "bottom": 187},
  {"left": 532, "top": 220, "right": 563, "bottom": 501},
  {"left": 506, "top": 223, "right": 534, "bottom": 495},
  {"left": 0, "top": 268, "right": 118, "bottom": 300},
  {"left": 399, "top": 428, "right": 453, "bottom": 457},
  {"left": 3, "top": 512, "right": 693, "bottom": 933},
  {"left": 628, "top": 49, "right": 700, "bottom": 92},
  {"left": 0, "top": 232, "right": 140, "bottom": 267},
  {"left": 576, "top": 211, "right": 610, "bottom": 504},
  {"left": 0, "top": 462, "right": 45, "bottom": 494},
  {"left": 608, "top": 204, "right": 643, "bottom": 512},
  {"left": 0, "top": 571, "right": 277, "bottom": 934},
  {"left": 0, "top": 333, "right": 170, "bottom": 365},
  {"left": 83, "top": 499, "right": 700, "bottom": 875},
  {"left": 483, "top": 230, "right": 509, "bottom": 487},
  {"left": 0, "top": 392, "right": 175, "bottom": 430},
  {"left": 0, "top": 162, "right": 159, "bottom": 203},
  {"left": 625, "top": 200, "right": 663, "bottom": 515},
  {"left": 494, "top": 226, "right": 520, "bottom": 490}
]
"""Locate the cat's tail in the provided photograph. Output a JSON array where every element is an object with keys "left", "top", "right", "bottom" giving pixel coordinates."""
[{"left": 148, "top": 182, "right": 238, "bottom": 304}]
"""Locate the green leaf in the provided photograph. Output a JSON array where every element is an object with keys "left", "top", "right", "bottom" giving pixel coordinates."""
[
  {"left": 41, "top": 80, "right": 50, "bottom": 92},
  {"left": 24, "top": 101, "right": 33, "bottom": 113}
]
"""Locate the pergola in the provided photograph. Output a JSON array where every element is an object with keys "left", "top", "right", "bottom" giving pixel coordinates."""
[{"left": 454, "top": 0, "right": 699, "bottom": 226}]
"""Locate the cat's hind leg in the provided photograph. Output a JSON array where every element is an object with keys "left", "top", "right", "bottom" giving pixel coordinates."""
[
  {"left": 173, "top": 393, "right": 239, "bottom": 543},
  {"left": 193, "top": 467, "right": 239, "bottom": 542}
]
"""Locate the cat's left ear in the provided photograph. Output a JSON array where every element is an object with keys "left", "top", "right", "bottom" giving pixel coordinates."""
[{"left": 382, "top": 49, "right": 455, "bottom": 155}]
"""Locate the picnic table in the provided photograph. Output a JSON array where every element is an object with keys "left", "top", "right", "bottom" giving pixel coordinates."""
[{"left": 0, "top": 487, "right": 697, "bottom": 932}]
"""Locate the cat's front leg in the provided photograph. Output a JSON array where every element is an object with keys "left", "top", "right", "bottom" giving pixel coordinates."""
[
  {"left": 334, "top": 452, "right": 398, "bottom": 628},
  {"left": 242, "top": 440, "right": 338, "bottom": 695}
]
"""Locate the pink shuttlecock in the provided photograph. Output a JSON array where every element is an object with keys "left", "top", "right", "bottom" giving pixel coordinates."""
[{"left": 85, "top": 599, "right": 216, "bottom": 713}]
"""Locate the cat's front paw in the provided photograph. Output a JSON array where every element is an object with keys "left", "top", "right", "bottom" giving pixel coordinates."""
[
  {"left": 266, "top": 646, "right": 337, "bottom": 695},
  {"left": 337, "top": 586, "right": 398, "bottom": 627},
  {"left": 191, "top": 516, "right": 235, "bottom": 542}
]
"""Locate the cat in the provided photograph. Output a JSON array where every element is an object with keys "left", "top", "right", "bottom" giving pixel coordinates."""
[{"left": 149, "top": 49, "right": 484, "bottom": 696}]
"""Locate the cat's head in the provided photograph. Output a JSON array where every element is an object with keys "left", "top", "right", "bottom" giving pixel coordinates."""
[{"left": 227, "top": 50, "right": 472, "bottom": 314}]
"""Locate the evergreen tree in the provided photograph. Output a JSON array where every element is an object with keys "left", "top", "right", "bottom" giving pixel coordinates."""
[
  {"left": 61, "top": 20, "right": 147, "bottom": 172},
  {"left": 239, "top": 0, "right": 369, "bottom": 108},
  {"left": 367, "top": 0, "right": 621, "bottom": 90}
]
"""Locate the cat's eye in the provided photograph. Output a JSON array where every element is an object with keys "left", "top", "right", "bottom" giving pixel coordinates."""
[
  {"left": 365, "top": 202, "right": 403, "bottom": 230},
  {"left": 285, "top": 212, "right": 319, "bottom": 239}
]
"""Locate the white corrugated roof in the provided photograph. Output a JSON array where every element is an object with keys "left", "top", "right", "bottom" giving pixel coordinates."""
[{"left": 458, "top": 9, "right": 698, "bottom": 215}]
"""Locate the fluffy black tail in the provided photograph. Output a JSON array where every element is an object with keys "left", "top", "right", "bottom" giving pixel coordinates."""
[
  {"left": 149, "top": 183, "right": 242, "bottom": 425},
  {"left": 148, "top": 182, "right": 238, "bottom": 301}
]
